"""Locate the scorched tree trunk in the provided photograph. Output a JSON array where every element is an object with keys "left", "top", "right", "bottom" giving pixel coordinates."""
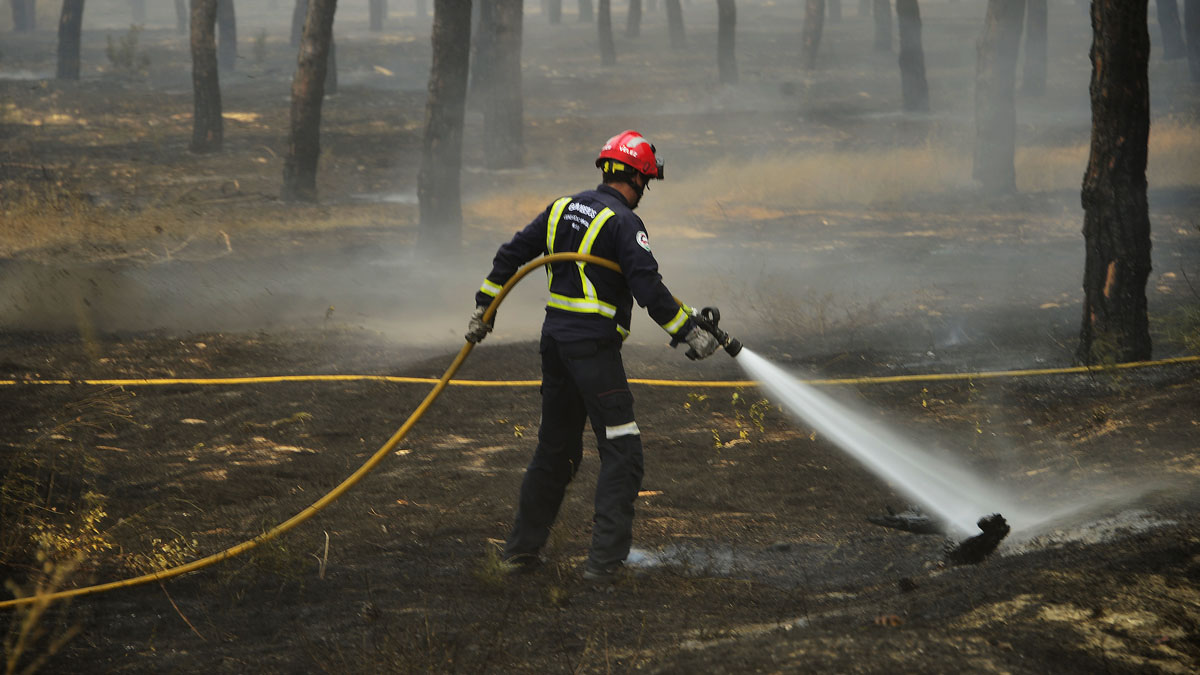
[
  {"left": 12, "top": 0, "right": 36, "bottom": 32},
  {"left": 369, "top": 0, "right": 386, "bottom": 30},
  {"left": 1186, "top": 0, "right": 1200, "bottom": 80},
  {"left": 217, "top": 0, "right": 237, "bottom": 72},
  {"left": 1077, "top": 0, "right": 1152, "bottom": 364},
  {"left": 291, "top": 0, "right": 308, "bottom": 46},
  {"left": 547, "top": 0, "right": 561, "bottom": 24},
  {"left": 598, "top": 0, "right": 616, "bottom": 65},
  {"left": 579, "top": 0, "right": 593, "bottom": 22},
  {"left": 418, "top": 0, "right": 472, "bottom": 252},
  {"left": 627, "top": 0, "right": 641, "bottom": 37},
  {"left": 666, "top": 0, "right": 684, "bottom": 48},
  {"left": 190, "top": 0, "right": 223, "bottom": 153},
  {"left": 802, "top": 0, "right": 824, "bottom": 70},
  {"left": 484, "top": 0, "right": 523, "bottom": 168},
  {"left": 873, "top": 0, "right": 892, "bottom": 52},
  {"left": 57, "top": 0, "right": 86, "bottom": 81},
  {"left": 282, "top": 0, "right": 337, "bottom": 202},
  {"left": 1156, "top": 0, "right": 1185, "bottom": 60},
  {"left": 1021, "top": 0, "right": 1046, "bottom": 95},
  {"left": 973, "top": 0, "right": 1025, "bottom": 195},
  {"left": 897, "top": 0, "right": 928, "bottom": 112},
  {"left": 717, "top": 0, "right": 737, "bottom": 84}
]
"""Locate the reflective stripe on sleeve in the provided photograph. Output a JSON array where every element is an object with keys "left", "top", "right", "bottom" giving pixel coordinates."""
[
  {"left": 479, "top": 279, "right": 503, "bottom": 298},
  {"left": 605, "top": 421, "right": 641, "bottom": 439},
  {"left": 660, "top": 306, "right": 689, "bottom": 335}
]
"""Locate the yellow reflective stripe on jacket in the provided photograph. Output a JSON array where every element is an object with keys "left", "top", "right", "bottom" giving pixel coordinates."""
[
  {"left": 547, "top": 293, "right": 618, "bottom": 317},
  {"left": 544, "top": 197, "right": 573, "bottom": 289},
  {"left": 479, "top": 279, "right": 503, "bottom": 298},
  {"left": 660, "top": 306, "right": 689, "bottom": 335},
  {"left": 575, "top": 208, "right": 615, "bottom": 308},
  {"left": 545, "top": 197, "right": 572, "bottom": 255}
]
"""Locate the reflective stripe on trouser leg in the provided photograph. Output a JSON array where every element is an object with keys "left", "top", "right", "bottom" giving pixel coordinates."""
[{"left": 504, "top": 336, "right": 587, "bottom": 560}]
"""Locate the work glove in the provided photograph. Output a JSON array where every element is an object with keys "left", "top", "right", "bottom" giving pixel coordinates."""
[
  {"left": 683, "top": 325, "right": 719, "bottom": 361},
  {"left": 465, "top": 306, "right": 493, "bottom": 344}
]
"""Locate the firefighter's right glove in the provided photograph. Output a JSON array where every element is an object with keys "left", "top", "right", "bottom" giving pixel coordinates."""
[
  {"left": 683, "top": 325, "right": 719, "bottom": 361},
  {"left": 465, "top": 306, "right": 493, "bottom": 344}
]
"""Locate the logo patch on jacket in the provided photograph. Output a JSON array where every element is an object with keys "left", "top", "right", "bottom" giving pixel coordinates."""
[{"left": 636, "top": 230, "right": 651, "bottom": 252}]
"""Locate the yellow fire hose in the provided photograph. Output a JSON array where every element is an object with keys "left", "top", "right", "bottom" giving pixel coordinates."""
[{"left": 2, "top": 250, "right": 1198, "bottom": 608}]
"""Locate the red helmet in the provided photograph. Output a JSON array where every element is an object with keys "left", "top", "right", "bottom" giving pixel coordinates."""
[{"left": 595, "top": 130, "right": 664, "bottom": 180}]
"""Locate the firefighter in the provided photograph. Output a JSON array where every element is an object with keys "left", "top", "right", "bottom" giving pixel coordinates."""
[{"left": 465, "top": 130, "right": 719, "bottom": 583}]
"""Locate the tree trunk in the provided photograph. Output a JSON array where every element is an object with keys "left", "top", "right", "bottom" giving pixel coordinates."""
[
  {"left": 190, "top": 0, "right": 223, "bottom": 153},
  {"left": 1156, "top": 0, "right": 1185, "bottom": 59},
  {"left": 132, "top": 0, "right": 146, "bottom": 23},
  {"left": 972, "top": 0, "right": 1025, "bottom": 195},
  {"left": 175, "top": 0, "right": 188, "bottom": 33},
  {"left": 897, "top": 0, "right": 928, "bottom": 111},
  {"left": 326, "top": 38, "right": 338, "bottom": 94},
  {"left": 873, "top": 0, "right": 892, "bottom": 52},
  {"left": 282, "top": 0, "right": 337, "bottom": 202},
  {"left": 292, "top": 0, "right": 308, "bottom": 46},
  {"left": 579, "top": 0, "right": 593, "bottom": 22},
  {"left": 217, "top": 0, "right": 237, "bottom": 72},
  {"left": 547, "top": 0, "right": 562, "bottom": 24},
  {"left": 470, "top": 0, "right": 495, "bottom": 101},
  {"left": 57, "top": 0, "right": 86, "bottom": 81},
  {"left": 1186, "top": 0, "right": 1200, "bottom": 81},
  {"left": 666, "top": 0, "right": 685, "bottom": 48},
  {"left": 484, "top": 0, "right": 523, "bottom": 168},
  {"left": 802, "top": 0, "right": 824, "bottom": 70},
  {"left": 859, "top": 0, "right": 870, "bottom": 18},
  {"left": 12, "top": 0, "right": 36, "bottom": 32},
  {"left": 1021, "top": 0, "right": 1046, "bottom": 95},
  {"left": 598, "top": 0, "right": 616, "bottom": 65},
  {"left": 1077, "top": 0, "right": 1152, "bottom": 364},
  {"left": 627, "top": 0, "right": 641, "bottom": 37},
  {"left": 418, "top": 0, "right": 472, "bottom": 252},
  {"left": 829, "top": 0, "right": 841, "bottom": 22},
  {"left": 647, "top": 0, "right": 657, "bottom": 12},
  {"left": 717, "top": 0, "right": 737, "bottom": 84},
  {"left": 369, "top": 0, "right": 386, "bottom": 31}
]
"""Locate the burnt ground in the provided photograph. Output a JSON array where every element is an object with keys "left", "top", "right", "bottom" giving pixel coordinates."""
[{"left": 3, "top": 2, "right": 1200, "bottom": 673}]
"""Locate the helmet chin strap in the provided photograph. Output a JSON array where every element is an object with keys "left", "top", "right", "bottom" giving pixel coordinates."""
[{"left": 628, "top": 175, "right": 647, "bottom": 199}]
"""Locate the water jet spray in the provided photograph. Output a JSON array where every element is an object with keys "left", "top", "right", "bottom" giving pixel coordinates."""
[{"left": 735, "top": 349, "right": 1023, "bottom": 560}]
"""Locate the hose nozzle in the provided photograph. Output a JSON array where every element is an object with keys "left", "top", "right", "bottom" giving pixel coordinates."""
[{"left": 688, "top": 306, "right": 743, "bottom": 358}]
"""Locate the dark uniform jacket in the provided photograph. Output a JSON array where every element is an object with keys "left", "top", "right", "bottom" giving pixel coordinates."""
[{"left": 475, "top": 184, "right": 694, "bottom": 343}]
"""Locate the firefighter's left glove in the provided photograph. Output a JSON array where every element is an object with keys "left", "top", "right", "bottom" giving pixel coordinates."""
[
  {"left": 683, "top": 325, "right": 719, "bottom": 361},
  {"left": 465, "top": 306, "right": 493, "bottom": 344}
]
